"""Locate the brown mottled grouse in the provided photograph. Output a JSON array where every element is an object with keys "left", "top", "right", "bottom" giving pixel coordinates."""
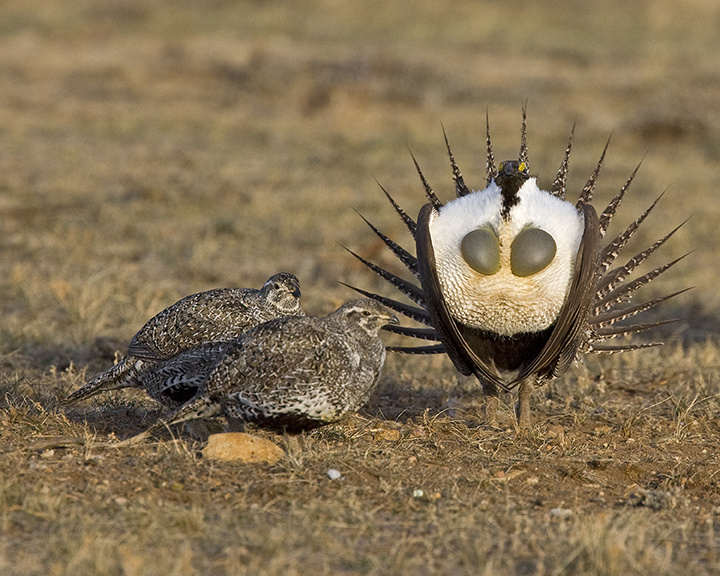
[
  {"left": 67, "top": 272, "right": 303, "bottom": 407},
  {"left": 124, "top": 299, "right": 398, "bottom": 442}
]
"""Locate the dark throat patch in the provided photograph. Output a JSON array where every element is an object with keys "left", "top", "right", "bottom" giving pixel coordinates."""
[{"left": 496, "top": 160, "right": 530, "bottom": 219}]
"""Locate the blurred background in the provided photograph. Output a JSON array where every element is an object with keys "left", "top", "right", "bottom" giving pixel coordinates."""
[{"left": 0, "top": 0, "right": 717, "bottom": 369}]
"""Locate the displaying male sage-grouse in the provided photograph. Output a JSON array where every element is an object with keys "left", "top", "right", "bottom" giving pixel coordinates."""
[
  {"left": 67, "top": 272, "right": 304, "bottom": 407},
  {"left": 123, "top": 299, "right": 398, "bottom": 443},
  {"left": 345, "top": 110, "right": 689, "bottom": 427}
]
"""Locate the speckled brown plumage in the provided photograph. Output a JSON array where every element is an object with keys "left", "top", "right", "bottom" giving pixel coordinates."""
[
  {"left": 67, "top": 272, "right": 303, "bottom": 406},
  {"left": 125, "top": 299, "right": 398, "bottom": 442}
]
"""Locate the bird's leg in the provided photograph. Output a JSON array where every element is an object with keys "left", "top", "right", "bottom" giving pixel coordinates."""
[
  {"left": 115, "top": 395, "right": 222, "bottom": 446},
  {"left": 485, "top": 394, "right": 499, "bottom": 427},
  {"left": 480, "top": 381, "right": 500, "bottom": 427},
  {"left": 515, "top": 378, "right": 534, "bottom": 428}
]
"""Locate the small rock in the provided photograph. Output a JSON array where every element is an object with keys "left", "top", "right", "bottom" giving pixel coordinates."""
[
  {"left": 202, "top": 433, "right": 284, "bottom": 464},
  {"left": 412, "top": 489, "right": 441, "bottom": 501},
  {"left": 593, "top": 425, "right": 612, "bottom": 436},
  {"left": 373, "top": 428, "right": 401, "bottom": 442},
  {"left": 327, "top": 469, "right": 342, "bottom": 480},
  {"left": 550, "top": 508, "right": 573, "bottom": 518}
]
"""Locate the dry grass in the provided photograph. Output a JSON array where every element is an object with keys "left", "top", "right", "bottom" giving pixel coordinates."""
[{"left": 1, "top": 0, "right": 719, "bottom": 574}]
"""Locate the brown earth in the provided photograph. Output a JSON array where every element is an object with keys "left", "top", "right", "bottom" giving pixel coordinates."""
[{"left": 1, "top": 0, "right": 719, "bottom": 574}]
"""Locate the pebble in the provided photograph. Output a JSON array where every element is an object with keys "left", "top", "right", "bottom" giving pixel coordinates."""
[{"left": 327, "top": 469, "right": 342, "bottom": 480}]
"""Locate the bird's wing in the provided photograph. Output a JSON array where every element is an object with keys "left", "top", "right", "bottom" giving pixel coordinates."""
[
  {"left": 208, "top": 318, "right": 332, "bottom": 398},
  {"left": 142, "top": 341, "right": 230, "bottom": 405},
  {"left": 127, "top": 289, "right": 255, "bottom": 359},
  {"left": 416, "top": 203, "right": 509, "bottom": 388},
  {"left": 515, "top": 203, "right": 602, "bottom": 381}
]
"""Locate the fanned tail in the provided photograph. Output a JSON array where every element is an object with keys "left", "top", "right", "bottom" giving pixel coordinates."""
[{"left": 347, "top": 115, "right": 688, "bottom": 370}]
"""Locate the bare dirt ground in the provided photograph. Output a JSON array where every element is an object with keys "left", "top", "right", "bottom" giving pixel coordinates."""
[{"left": 1, "top": 1, "right": 719, "bottom": 574}]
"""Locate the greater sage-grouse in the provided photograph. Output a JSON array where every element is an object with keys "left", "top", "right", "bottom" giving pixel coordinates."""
[
  {"left": 124, "top": 299, "right": 398, "bottom": 442},
  {"left": 345, "top": 110, "right": 689, "bottom": 427},
  {"left": 67, "top": 272, "right": 304, "bottom": 407}
]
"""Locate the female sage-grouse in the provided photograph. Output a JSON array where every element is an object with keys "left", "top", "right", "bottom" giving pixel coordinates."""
[
  {"left": 67, "top": 272, "right": 304, "bottom": 407},
  {"left": 345, "top": 110, "right": 689, "bottom": 427},
  {"left": 123, "top": 299, "right": 398, "bottom": 443}
]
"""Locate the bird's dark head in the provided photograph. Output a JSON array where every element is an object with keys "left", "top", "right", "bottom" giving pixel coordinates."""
[{"left": 495, "top": 160, "right": 530, "bottom": 220}]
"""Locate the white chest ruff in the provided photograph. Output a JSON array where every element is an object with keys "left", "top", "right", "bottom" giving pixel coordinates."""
[{"left": 428, "top": 179, "right": 585, "bottom": 336}]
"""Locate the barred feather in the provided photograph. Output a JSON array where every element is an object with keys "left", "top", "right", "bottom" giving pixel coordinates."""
[
  {"left": 410, "top": 150, "right": 443, "bottom": 210},
  {"left": 486, "top": 110, "right": 497, "bottom": 184},
  {"left": 387, "top": 344, "right": 446, "bottom": 354},
  {"left": 576, "top": 136, "right": 610, "bottom": 209},
  {"left": 594, "top": 254, "right": 689, "bottom": 312},
  {"left": 375, "top": 178, "right": 417, "bottom": 238},
  {"left": 442, "top": 125, "right": 471, "bottom": 198},
  {"left": 343, "top": 246, "right": 426, "bottom": 306},
  {"left": 589, "top": 341, "right": 664, "bottom": 354},
  {"left": 590, "top": 288, "right": 691, "bottom": 327},
  {"left": 518, "top": 104, "right": 529, "bottom": 170},
  {"left": 599, "top": 192, "right": 667, "bottom": 272},
  {"left": 593, "top": 318, "right": 678, "bottom": 339},
  {"left": 339, "top": 282, "right": 433, "bottom": 325},
  {"left": 383, "top": 324, "right": 440, "bottom": 341},
  {"left": 550, "top": 124, "right": 575, "bottom": 198},
  {"left": 597, "top": 222, "right": 687, "bottom": 299},
  {"left": 598, "top": 158, "right": 643, "bottom": 234},
  {"left": 355, "top": 211, "right": 419, "bottom": 277},
  {"left": 66, "top": 358, "right": 145, "bottom": 404}
]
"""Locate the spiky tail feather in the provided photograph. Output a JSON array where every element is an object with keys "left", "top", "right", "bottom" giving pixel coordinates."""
[{"left": 66, "top": 358, "right": 146, "bottom": 404}]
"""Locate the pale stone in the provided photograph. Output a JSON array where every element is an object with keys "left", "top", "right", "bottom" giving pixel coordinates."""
[{"left": 202, "top": 432, "right": 285, "bottom": 464}]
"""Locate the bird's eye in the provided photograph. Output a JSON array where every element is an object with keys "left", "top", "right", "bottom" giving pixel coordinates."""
[
  {"left": 510, "top": 227, "right": 556, "bottom": 277},
  {"left": 461, "top": 226, "right": 500, "bottom": 275},
  {"left": 362, "top": 310, "right": 372, "bottom": 317}
]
